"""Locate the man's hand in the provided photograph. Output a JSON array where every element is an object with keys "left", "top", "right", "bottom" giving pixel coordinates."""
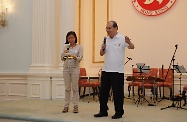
[
  {"left": 125, "top": 36, "right": 131, "bottom": 44},
  {"left": 101, "top": 44, "right": 106, "bottom": 51},
  {"left": 125, "top": 36, "right": 135, "bottom": 49}
]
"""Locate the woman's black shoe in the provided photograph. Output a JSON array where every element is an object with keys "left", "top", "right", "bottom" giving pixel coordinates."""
[{"left": 94, "top": 112, "right": 108, "bottom": 117}]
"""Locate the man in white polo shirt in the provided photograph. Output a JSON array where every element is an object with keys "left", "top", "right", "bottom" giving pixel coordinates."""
[{"left": 94, "top": 21, "right": 134, "bottom": 119}]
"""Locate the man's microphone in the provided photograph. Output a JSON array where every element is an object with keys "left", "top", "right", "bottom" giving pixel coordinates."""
[
  {"left": 127, "top": 57, "right": 132, "bottom": 60},
  {"left": 103, "top": 37, "right": 107, "bottom": 51},
  {"left": 103, "top": 37, "right": 107, "bottom": 44}
]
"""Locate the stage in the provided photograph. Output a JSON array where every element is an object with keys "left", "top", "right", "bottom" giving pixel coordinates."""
[{"left": 0, "top": 96, "right": 187, "bottom": 122}]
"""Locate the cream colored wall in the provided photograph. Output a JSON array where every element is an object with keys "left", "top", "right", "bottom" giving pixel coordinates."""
[
  {"left": 77, "top": 0, "right": 104, "bottom": 76},
  {"left": 78, "top": 0, "right": 187, "bottom": 75}
]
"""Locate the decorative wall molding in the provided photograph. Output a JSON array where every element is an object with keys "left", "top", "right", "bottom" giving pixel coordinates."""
[
  {"left": 30, "top": 83, "right": 41, "bottom": 98},
  {"left": 0, "top": 83, "right": 6, "bottom": 96},
  {"left": 0, "top": 74, "right": 28, "bottom": 100},
  {"left": 92, "top": 0, "right": 109, "bottom": 63},
  {"left": 0, "top": 73, "right": 187, "bottom": 100},
  {"left": 0, "top": 73, "right": 65, "bottom": 100},
  {"left": 78, "top": 0, "right": 109, "bottom": 64},
  {"left": 9, "top": 82, "right": 27, "bottom": 96},
  {"left": 52, "top": 83, "right": 64, "bottom": 99}
]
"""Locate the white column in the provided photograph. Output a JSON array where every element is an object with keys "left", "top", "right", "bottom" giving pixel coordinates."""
[
  {"left": 30, "top": 0, "right": 61, "bottom": 73},
  {"left": 30, "top": 0, "right": 76, "bottom": 72},
  {"left": 59, "top": 0, "right": 76, "bottom": 67}
]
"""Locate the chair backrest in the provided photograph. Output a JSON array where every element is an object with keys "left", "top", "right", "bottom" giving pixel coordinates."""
[
  {"left": 133, "top": 68, "right": 154, "bottom": 77},
  {"left": 148, "top": 68, "right": 158, "bottom": 77},
  {"left": 132, "top": 68, "right": 158, "bottom": 83},
  {"left": 132, "top": 68, "right": 148, "bottom": 82},
  {"left": 159, "top": 68, "right": 173, "bottom": 83},
  {"left": 145, "top": 68, "right": 158, "bottom": 83},
  {"left": 79, "top": 68, "right": 87, "bottom": 86},
  {"left": 80, "top": 68, "right": 86, "bottom": 76},
  {"left": 132, "top": 68, "right": 138, "bottom": 76},
  {"left": 132, "top": 68, "right": 146, "bottom": 76}
]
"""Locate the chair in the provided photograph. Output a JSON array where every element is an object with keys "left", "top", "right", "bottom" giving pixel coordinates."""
[
  {"left": 182, "top": 86, "right": 187, "bottom": 106},
  {"left": 79, "top": 68, "right": 100, "bottom": 100},
  {"left": 138, "top": 68, "right": 158, "bottom": 100},
  {"left": 79, "top": 68, "right": 88, "bottom": 98},
  {"left": 157, "top": 68, "right": 173, "bottom": 98},
  {"left": 128, "top": 68, "right": 144, "bottom": 97}
]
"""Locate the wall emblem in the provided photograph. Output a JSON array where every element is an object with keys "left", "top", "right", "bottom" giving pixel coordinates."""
[{"left": 132, "top": 0, "right": 176, "bottom": 16}]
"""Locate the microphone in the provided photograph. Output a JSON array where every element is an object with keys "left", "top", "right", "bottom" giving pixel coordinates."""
[
  {"left": 63, "top": 45, "right": 70, "bottom": 60},
  {"left": 103, "top": 37, "right": 107, "bottom": 44},
  {"left": 67, "top": 45, "right": 70, "bottom": 51},
  {"left": 67, "top": 45, "right": 70, "bottom": 50},
  {"left": 127, "top": 57, "right": 132, "bottom": 60},
  {"left": 102, "top": 37, "right": 107, "bottom": 51}
]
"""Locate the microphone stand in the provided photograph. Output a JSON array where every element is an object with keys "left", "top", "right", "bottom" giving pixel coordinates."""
[
  {"left": 124, "top": 57, "right": 132, "bottom": 65},
  {"left": 158, "top": 65, "right": 170, "bottom": 102},
  {"left": 173, "top": 65, "right": 187, "bottom": 110},
  {"left": 124, "top": 57, "right": 132, "bottom": 98},
  {"left": 161, "top": 44, "right": 178, "bottom": 110}
]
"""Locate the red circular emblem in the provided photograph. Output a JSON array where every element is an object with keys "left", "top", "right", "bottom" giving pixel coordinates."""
[{"left": 132, "top": 0, "right": 176, "bottom": 16}]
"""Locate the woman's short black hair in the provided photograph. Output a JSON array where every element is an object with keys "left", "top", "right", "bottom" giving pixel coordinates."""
[{"left": 65, "top": 31, "right": 78, "bottom": 44}]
